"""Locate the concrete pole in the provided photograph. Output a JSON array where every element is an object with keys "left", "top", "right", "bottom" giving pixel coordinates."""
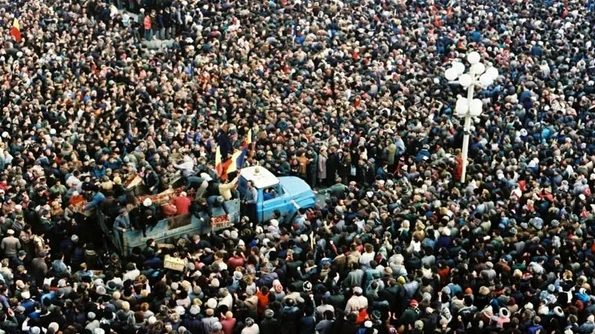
[
  {"left": 460, "top": 115, "right": 472, "bottom": 184},
  {"left": 460, "top": 75, "right": 475, "bottom": 184}
]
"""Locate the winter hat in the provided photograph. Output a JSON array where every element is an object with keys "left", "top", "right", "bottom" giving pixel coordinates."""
[
  {"left": 189, "top": 305, "right": 200, "bottom": 315},
  {"left": 303, "top": 281, "right": 313, "bottom": 292},
  {"left": 175, "top": 306, "right": 186, "bottom": 315},
  {"left": 206, "top": 298, "right": 218, "bottom": 309},
  {"left": 96, "top": 286, "right": 107, "bottom": 295},
  {"left": 414, "top": 320, "right": 424, "bottom": 330},
  {"left": 274, "top": 283, "right": 283, "bottom": 293}
]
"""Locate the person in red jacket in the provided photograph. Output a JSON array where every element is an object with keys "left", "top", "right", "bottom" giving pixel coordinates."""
[
  {"left": 172, "top": 191, "right": 191, "bottom": 215},
  {"left": 143, "top": 11, "right": 152, "bottom": 40},
  {"left": 227, "top": 249, "right": 246, "bottom": 272}
]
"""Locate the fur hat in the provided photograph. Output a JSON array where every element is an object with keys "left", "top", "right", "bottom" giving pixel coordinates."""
[{"left": 499, "top": 308, "right": 510, "bottom": 318}]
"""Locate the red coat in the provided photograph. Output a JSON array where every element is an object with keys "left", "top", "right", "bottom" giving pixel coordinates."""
[
  {"left": 173, "top": 195, "right": 191, "bottom": 215},
  {"left": 143, "top": 16, "right": 152, "bottom": 29},
  {"left": 454, "top": 156, "right": 463, "bottom": 182}
]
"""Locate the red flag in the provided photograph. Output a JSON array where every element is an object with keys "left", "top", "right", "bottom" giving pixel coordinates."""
[
  {"left": 215, "top": 145, "right": 233, "bottom": 182},
  {"left": 10, "top": 19, "right": 22, "bottom": 43},
  {"left": 220, "top": 160, "right": 232, "bottom": 182}
]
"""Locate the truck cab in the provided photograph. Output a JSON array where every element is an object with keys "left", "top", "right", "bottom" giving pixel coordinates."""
[{"left": 237, "top": 166, "right": 316, "bottom": 224}]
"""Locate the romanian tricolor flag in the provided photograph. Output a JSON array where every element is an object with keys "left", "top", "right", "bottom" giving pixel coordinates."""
[
  {"left": 446, "top": 0, "right": 455, "bottom": 18},
  {"left": 10, "top": 19, "right": 22, "bottom": 43},
  {"left": 227, "top": 148, "right": 248, "bottom": 175}
]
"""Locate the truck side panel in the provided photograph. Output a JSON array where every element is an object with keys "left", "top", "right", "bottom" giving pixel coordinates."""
[{"left": 122, "top": 199, "right": 241, "bottom": 253}]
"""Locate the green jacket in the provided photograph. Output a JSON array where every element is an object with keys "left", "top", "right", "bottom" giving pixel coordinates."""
[{"left": 319, "top": 183, "right": 348, "bottom": 198}]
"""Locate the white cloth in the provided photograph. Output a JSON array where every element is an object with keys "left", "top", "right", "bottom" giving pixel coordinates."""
[{"left": 345, "top": 295, "right": 368, "bottom": 314}]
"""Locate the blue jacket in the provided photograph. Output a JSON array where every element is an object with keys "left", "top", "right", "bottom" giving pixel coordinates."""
[
  {"left": 84, "top": 192, "right": 106, "bottom": 210},
  {"left": 92, "top": 165, "right": 107, "bottom": 179},
  {"left": 527, "top": 324, "right": 544, "bottom": 334}
]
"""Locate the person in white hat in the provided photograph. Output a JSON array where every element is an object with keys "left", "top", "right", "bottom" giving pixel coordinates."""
[
  {"left": 345, "top": 286, "right": 368, "bottom": 314},
  {"left": 139, "top": 198, "right": 157, "bottom": 236},
  {"left": 267, "top": 219, "right": 280, "bottom": 236},
  {"left": 0, "top": 229, "right": 20, "bottom": 258},
  {"left": 241, "top": 317, "right": 259, "bottom": 334}
]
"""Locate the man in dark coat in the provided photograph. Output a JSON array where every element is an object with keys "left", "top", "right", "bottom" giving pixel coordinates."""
[
  {"left": 260, "top": 309, "right": 281, "bottom": 334},
  {"left": 31, "top": 251, "right": 49, "bottom": 288}
]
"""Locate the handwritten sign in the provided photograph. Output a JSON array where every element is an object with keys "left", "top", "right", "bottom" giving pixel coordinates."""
[
  {"left": 211, "top": 214, "right": 232, "bottom": 231},
  {"left": 164, "top": 255, "right": 186, "bottom": 272},
  {"left": 124, "top": 175, "right": 143, "bottom": 190}
]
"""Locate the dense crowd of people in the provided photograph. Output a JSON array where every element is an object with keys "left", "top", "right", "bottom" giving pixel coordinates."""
[{"left": 0, "top": 0, "right": 593, "bottom": 333}]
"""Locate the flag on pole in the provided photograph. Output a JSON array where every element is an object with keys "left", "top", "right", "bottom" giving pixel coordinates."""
[
  {"left": 10, "top": 19, "right": 22, "bottom": 43},
  {"left": 446, "top": 0, "right": 455, "bottom": 18},
  {"left": 215, "top": 146, "right": 222, "bottom": 176},
  {"left": 246, "top": 128, "right": 252, "bottom": 146},
  {"left": 227, "top": 148, "right": 248, "bottom": 175}
]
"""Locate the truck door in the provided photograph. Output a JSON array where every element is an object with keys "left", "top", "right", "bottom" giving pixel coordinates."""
[{"left": 260, "top": 184, "right": 287, "bottom": 223}]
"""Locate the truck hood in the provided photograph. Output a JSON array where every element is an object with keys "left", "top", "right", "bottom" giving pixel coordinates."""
[{"left": 279, "top": 176, "right": 316, "bottom": 208}]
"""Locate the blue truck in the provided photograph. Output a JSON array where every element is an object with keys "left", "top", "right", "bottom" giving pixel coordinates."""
[{"left": 120, "top": 166, "right": 317, "bottom": 253}]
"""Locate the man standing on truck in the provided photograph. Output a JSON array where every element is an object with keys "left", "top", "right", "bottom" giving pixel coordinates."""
[
  {"left": 173, "top": 191, "right": 191, "bottom": 215},
  {"left": 243, "top": 181, "right": 258, "bottom": 223},
  {"left": 141, "top": 165, "right": 160, "bottom": 194},
  {"left": 219, "top": 174, "right": 239, "bottom": 200},
  {"left": 113, "top": 208, "right": 131, "bottom": 254}
]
